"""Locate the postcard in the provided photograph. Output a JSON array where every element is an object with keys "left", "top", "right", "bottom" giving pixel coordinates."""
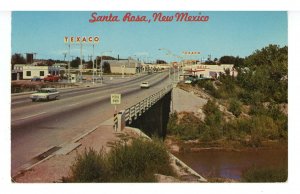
[{"left": 10, "top": 11, "right": 288, "bottom": 184}]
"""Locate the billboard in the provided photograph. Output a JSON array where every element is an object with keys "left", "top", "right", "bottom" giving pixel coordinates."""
[{"left": 64, "top": 36, "right": 100, "bottom": 44}]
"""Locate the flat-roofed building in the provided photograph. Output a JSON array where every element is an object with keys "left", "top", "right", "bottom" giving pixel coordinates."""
[
  {"left": 103, "top": 59, "right": 142, "bottom": 74},
  {"left": 183, "top": 64, "right": 237, "bottom": 79}
]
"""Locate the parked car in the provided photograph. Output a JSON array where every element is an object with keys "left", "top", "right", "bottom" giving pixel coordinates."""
[
  {"left": 184, "top": 79, "right": 192, "bottom": 84},
  {"left": 31, "top": 76, "right": 43, "bottom": 82},
  {"left": 140, "top": 82, "right": 150, "bottom": 88},
  {"left": 77, "top": 75, "right": 87, "bottom": 81},
  {"left": 92, "top": 76, "right": 103, "bottom": 81},
  {"left": 44, "top": 75, "right": 60, "bottom": 82},
  {"left": 30, "top": 88, "right": 60, "bottom": 102}
]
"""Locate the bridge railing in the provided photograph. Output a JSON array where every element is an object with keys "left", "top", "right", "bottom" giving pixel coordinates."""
[{"left": 113, "top": 84, "right": 173, "bottom": 131}]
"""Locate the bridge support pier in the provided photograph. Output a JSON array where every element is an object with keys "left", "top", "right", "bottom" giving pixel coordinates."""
[{"left": 126, "top": 91, "right": 172, "bottom": 138}]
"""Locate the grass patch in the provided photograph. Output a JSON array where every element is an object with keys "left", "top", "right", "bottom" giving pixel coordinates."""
[
  {"left": 64, "top": 137, "right": 175, "bottom": 182},
  {"left": 241, "top": 166, "right": 288, "bottom": 182}
]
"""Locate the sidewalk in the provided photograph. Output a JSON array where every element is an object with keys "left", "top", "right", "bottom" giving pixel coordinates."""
[{"left": 14, "top": 119, "right": 119, "bottom": 183}]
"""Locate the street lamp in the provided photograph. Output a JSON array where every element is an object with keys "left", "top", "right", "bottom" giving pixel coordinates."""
[{"left": 158, "top": 48, "right": 173, "bottom": 81}]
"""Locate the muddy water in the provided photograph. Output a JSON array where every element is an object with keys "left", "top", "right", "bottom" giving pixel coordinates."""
[{"left": 174, "top": 148, "right": 288, "bottom": 180}]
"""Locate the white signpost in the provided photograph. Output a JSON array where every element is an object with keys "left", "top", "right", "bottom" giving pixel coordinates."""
[{"left": 111, "top": 94, "right": 121, "bottom": 113}]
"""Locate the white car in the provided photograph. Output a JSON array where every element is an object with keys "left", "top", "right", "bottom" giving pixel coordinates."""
[
  {"left": 184, "top": 80, "right": 192, "bottom": 84},
  {"left": 30, "top": 88, "right": 60, "bottom": 102},
  {"left": 140, "top": 82, "right": 150, "bottom": 88}
]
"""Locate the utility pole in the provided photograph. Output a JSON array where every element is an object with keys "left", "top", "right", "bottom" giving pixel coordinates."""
[
  {"left": 92, "top": 44, "right": 95, "bottom": 84},
  {"left": 80, "top": 43, "right": 83, "bottom": 83},
  {"left": 68, "top": 45, "right": 71, "bottom": 83}
]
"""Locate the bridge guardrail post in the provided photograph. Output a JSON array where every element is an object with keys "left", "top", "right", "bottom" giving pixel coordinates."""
[
  {"left": 117, "top": 110, "right": 125, "bottom": 131},
  {"left": 113, "top": 113, "right": 118, "bottom": 131}
]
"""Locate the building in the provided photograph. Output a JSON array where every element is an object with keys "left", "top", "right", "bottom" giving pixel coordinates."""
[
  {"left": 142, "top": 63, "right": 170, "bottom": 72},
  {"left": 22, "top": 65, "right": 49, "bottom": 79},
  {"left": 12, "top": 64, "right": 25, "bottom": 80},
  {"left": 183, "top": 64, "right": 236, "bottom": 79},
  {"left": 12, "top": 63, "right": 66, "bottom": 80},
  {"left": 103, "top": 59, "right": 142, "bottom": 74}
]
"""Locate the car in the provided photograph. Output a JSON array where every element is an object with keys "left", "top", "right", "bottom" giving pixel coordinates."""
[
  {"left": 92, "top": 76, "right": 103, "bottom": 82},
  {"left": 44, "top": 75, "right": 60, "bottom": 82},
  {"left": 31, "top": 76, "right": 43, "bottom": 81},
  {"left": 184, "top": 80, "right": 192, "bottom": 84},
  {"left": 30, "top": 88, "right": 60, "bottom": 102},
  {"left": 140, "top": 82, "right": 150, "bottom": 88}
]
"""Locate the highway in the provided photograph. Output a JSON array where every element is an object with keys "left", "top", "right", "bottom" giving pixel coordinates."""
[{"left": 11, "top": 71, "right": 171, "bottom": 176}]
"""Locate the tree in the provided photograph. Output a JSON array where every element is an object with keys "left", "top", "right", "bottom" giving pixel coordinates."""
[
  {"left": 156, "top": 60, "right": 167, "bottom": 64},
  {"left": 219, "top": 55, "right": 244, "bottom": 68},
  {"left": 103, "top": 62, "right": 111, "bottom": 73},
  {"left": 219, "top": 56, "right": 236, "bottom": 64},
  {"left": 86, "top": 61, "right": 93, "bottom": 69},
  {"left": 204, "top": 60, "right": 217, "bottom": 65},
  {"left": 237, "top": 44, "right": 288, "bottom": 103},
  {"left": 45, "top": 59, "right": 55, "bottom": 66},
  {"left": 11, "top": 53, "right": 26, "bottom": 69},
  {"left": 70, "top": 57, "right": 81, "bottom": 68}
]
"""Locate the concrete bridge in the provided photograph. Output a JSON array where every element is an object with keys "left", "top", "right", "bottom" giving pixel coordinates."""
[
  {"left": 114, "top": 84, "right": 172, "bottom": 138},
  {"left": 113, "top": 85, "right": 207, "bottom": 182}
]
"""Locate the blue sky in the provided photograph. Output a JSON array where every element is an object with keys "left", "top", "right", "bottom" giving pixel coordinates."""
[{"left": 11, "top": 11, "right": 287, "bottom": 62}]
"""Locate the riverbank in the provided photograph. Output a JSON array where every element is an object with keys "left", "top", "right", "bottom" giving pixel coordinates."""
[
  {"left": 169, "top": 84, "right": 288, "bottom": 182},
  {"left": 165, "top": 135, "right": 288, "bottom": 153},
  {"left": 165, "top": 135, "right": 287, "bottom": 182}
]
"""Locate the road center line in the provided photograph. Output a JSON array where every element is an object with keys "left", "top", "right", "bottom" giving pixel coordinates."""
[
  {"left": 11, "top": 100, "right": 29, "bottom": 105},
  {"left": 14, "top": 112, "right": 47, "bottom": 121},
  {"left": 67, "top": 102, "right": 82, "bottom": 107}
]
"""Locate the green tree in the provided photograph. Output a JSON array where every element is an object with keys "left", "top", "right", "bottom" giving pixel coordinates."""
[
  {"left": 219, "top": 56, "right": 236, "bottom": 64},
  {"left": 103, "top": 61, "right": 111, "bottom": 73},
  {"left": 86, "top": 60, "right": 93, "bottom": 69},
  {"left": 11, "top": 53, "right": 26, "bottom": 69},
  {"left": 237, "top": 44, "right": 288, "bottom": 103},
  {"left": 70, "top": 57, "right": 81, "bottom": 68}
]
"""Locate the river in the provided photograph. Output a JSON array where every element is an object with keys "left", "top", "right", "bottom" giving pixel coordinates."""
[{"left": 174, "top": 148, "right": 288, "bottom": 180}]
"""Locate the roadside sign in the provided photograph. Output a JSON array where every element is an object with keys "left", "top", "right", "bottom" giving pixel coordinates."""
[{"left": 111, "top": 94, "right": 121, "bottom": 105}]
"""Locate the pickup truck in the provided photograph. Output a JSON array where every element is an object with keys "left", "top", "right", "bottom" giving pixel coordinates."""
[
  {"left": 44, "top": 75, "right": 60, "bottom": 82},
  {"left": 30, "top": 88, "right": 60, "bottom": 102}
]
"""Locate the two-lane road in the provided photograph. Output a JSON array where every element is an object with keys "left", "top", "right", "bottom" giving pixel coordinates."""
[{"left": 11, "top": 72, "right": 171, "bottom": 176}]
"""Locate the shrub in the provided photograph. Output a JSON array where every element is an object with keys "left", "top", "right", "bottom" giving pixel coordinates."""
[
  {"left": 241, "top": 166, "right": 288, "bottom": 182},
  {"left": 167, "top": 112, "right": 204, "bottom": 140},
  {"left": 203, "top": 100, "right": 223, "bottom": 127},
  {"left": 67, "top": 137, "right": 175, "bottom": 183},
  {"left": 179, "top": 113, "right": 204, "bottom": 140},
  {"left": 69, "top": 148, "right": 109, "bottom": 182},
  {"left": 228, "top": 99, "right": 242, "bottom": 117},
  {"left": 167, "top": 112, "right": 181, "bottom": 136},
  {"left": 223, "top": 118, "right": 251, "bottom": 140},
  {"left": 196, "top": 80, "right": 215, "bottom": 93},
  {"left": 200, "top": 126, "right": 222, "bottom": 142},
  {"left": 108, "top": 138, "right": 175, "bottom": 182}
]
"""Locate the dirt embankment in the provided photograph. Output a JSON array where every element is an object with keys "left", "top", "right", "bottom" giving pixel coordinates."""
[{"left": 167, "top": 83, "right": 287, "bottom": 153}]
